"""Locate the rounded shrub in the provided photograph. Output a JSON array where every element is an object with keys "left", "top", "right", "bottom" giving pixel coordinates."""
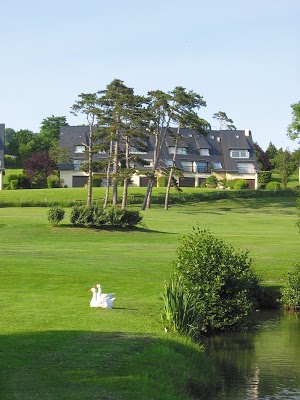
[
  {"left": 47, "top": 206, "right": 65, "bottom": 227},
  {"left": 266, "top": 181, "right": 281, "bottom": 190},
  {"left": 258, "top": 171, "right": 272, "bottom": 184},
  {"left": 47, "top": 174, "right": 62, "bottom": 188},
  {"left": 70, "top": 204, "right": 106, "bottom": 228},
  {"left": 158, "top": 176, "right": 168, "bottom": 187},
  {"left": 205, "top": 175, "right": 218, "bottom": 188},
  {"left": 233, "top": 179, "right": 249, "bottom": 189},
  {"left": 162, "top": 228, "right": 261, "bottom": 337}
]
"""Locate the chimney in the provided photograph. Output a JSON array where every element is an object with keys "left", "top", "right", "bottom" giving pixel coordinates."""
[{"left": 245, "top": 129, "right": 251, "bottom": 136}]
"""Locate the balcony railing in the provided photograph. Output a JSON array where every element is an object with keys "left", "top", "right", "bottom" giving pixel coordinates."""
[
  {"left": 238, "top": 168, "right": 256, "bottom": 174},
  {"left": 182, "top": 166, "right": 209, "bottom": 173}
]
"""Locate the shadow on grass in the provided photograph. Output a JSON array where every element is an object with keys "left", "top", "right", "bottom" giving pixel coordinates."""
[
  {"left": 0, "top": 330, "right": 218, "bottom": 400},
  {"left": 57, "top": 224, "right": 174, "bottom": 235}
]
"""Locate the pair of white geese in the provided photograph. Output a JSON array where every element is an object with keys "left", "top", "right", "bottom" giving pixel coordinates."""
[{"left": 88, "top": 283, "right": 115, "bottom": 309}]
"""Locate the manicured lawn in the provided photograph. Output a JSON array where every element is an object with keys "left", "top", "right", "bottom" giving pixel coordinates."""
[{"left": 0, "top": 197, "right": 299, "bottom": 399}]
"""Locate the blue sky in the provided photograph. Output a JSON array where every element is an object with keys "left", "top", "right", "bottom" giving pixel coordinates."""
[{"left": 1, "top": 0, "right": 299, "bottom": 150}]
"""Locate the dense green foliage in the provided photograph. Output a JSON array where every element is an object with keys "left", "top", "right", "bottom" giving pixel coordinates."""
[
  {"left": 47, "top": 206, "right": 65, "bottom": 226},
  {"left": 163, "top": 228, "right": 261, "bottom": 336},
  {"left": 280, "top": 261, "right": 300, "bottom": 310},
  {"left": 5, "top": 173, "right": 31, "bottom": 189},
  {"left": 70, "top": 204, "right": 143, "bottom": 228},
  {"left": 205, "top": 175, "right": 219, "bottom": 188},
  {"left": 266, "top": 181, "right": 281, "bottom": 190},
  {"left": 232, "top": 179, "right": 249, "bottom": 190},
  {"left": 258, "top": 171, "right": 272, "bottom": 184}
]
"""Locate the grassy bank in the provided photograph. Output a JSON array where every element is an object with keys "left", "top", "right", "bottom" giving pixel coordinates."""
[{"left": 0, "top": 197, "right": 299, "bottom": 398}]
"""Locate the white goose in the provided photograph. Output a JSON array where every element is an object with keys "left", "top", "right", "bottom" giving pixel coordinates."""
[
  {"left": 88, "top": 287, "right": 99, "bottom": 308},
  {"left": 96, "top": 283, "right": 115, "bottom": 309}
]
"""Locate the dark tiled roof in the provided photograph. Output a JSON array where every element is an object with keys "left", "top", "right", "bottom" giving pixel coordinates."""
[{"left": 59, "top": 126, "right": 259, "bottom": 174}]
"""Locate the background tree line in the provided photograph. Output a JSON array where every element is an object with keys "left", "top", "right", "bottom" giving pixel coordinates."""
[{"left": 4, "top": 82, "right": 300, "bottom": 202}]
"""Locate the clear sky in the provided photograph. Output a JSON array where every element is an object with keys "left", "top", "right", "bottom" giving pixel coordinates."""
[{"left": 1, "top": 0, "right": 299, "bottom": 151}]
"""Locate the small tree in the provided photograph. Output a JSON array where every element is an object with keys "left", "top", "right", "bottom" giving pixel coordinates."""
[
  {"left": 273, "top": 149, "right": 295, "bottom": 189},
  {"left": 162, "top": 228, "right": 260, "bottom": 337},
  {"left": 23, "top": 151, "right": 56, "bottom": 188},
  {"left": 287, "top": 101, "right": 300, "bottom": 142}
]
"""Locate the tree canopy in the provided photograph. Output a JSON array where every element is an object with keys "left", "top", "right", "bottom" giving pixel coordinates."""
[{"left": 287, "top": 101, "right": 300, "bottom": 142}]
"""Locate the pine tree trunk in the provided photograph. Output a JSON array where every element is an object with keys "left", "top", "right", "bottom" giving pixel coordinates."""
[
  {"left": 164, "top": 126, "right": 180, "bottom": 210},
  {"left": 112, "top": 139, "right": 118, "bottom": 206},
  {"left": 103, "top": 139, "right": 113, "bottom": 209},
  {"left": 87, "top": 123, "right": 93, "bottom": 206}
]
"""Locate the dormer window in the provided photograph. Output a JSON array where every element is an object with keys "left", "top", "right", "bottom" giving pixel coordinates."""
[
  {"left": 168, "top": 147, "right": 187, "bottom": 155},
  {"left": 199, "top": 148, "right": 209, "bottom": 156},
  {"left": 230, "top": 150, "right": 249, "bottom": 158},
  {"left": 129, "top": 146, "right": 147, "bottom": 154},
  {"left": 75, "top": 145, "right": 85, "bottom": 153},
  {"left": 213, "top": 162, "right": 222, "bottom": 169}
]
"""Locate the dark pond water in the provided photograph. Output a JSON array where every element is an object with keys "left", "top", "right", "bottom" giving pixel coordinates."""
[{"left": 203, "top": 310, "right": 300, "bottom": 400}]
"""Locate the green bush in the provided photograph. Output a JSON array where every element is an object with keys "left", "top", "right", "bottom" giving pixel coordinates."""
[
  {"left": 205, "top": 175, "right": 218, "bottom": 188},
  {"left": 266, "top": 181, "right": 281, "bottom": 190},
  {"left": 47, "top": 206, "right": 65, "bottom": 227},
  {"left": 106, "top": 206, "right": 126, "bottom": 226},
  {"left": 258, "top": 171, "right": 272, "bottom": 184},
  {"left": 280, "top": 261, "right": 300, "bottom": 310},
  {"left": 158, "top": 176, "right": 168, "bottom": 187},
  {"left": 47, "top": 174, "right": 62, "bottom": 188},
  {"left": 162, "top": 228, "right": 261, "bottom": 337},
  {"left": 232, "top": 179, "right": 249, "bottom": 189},
  {"left": 69, "top": 204, "right": 142, "bottom": 228},
  {"left": 122, "top": 209, "right": 143, "bottom": 227},
  {"left": 7, "top": 174, "right": 31, "bottom": 189},
  {"left": 70, "top": 204, "right": 106, "bottom": 228},
  {"left": 10, "top": 179, "right": 19, "bottom": 190},
  {"left": 92, "top": 176, "right": 102, "bottom": 187}
]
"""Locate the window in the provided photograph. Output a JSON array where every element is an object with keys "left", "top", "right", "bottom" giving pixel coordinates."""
[
  {"left": 73, "top": 160, "right": 84, "bottom": 171},
  {"left": 75, "top": 145, "right": 85, "bottom": 153},
  {"left": 230, "top": 150, "right": 249, "bottom": 158},
  {"left": 169, "top": 147, "right": 187, "bottom": 155},
  {"left": 166, "top": 159, "right": 173, "bottom": 166},
  {"left": 237, "top": 163, "right": 255, "bottom": 174},
  {"left": 195, "top": 162, "right": 208, "bottom": 173},
  {"left": 181, "top": 161, "right": 194, "bottom": 172},
  {"left": 212, "top": 162, "right": 222, "bottom": 169},
  {"left": 199, "top": 148, "right": 209, "bottom": 156},
  {"left": 129, "top": 146, "right": 147, "bottom": 154}
]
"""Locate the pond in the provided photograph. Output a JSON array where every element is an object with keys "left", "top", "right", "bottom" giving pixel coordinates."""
[{"left": 203, "top": 310, "right": 300, "bottom": 400}]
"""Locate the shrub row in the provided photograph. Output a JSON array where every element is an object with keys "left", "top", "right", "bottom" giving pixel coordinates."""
[
  {"left": 0, "top": 188, "right": 298, "bottom": 208},
  {"left": 70, "top": 204, "right": 143, "bottom": 228}
]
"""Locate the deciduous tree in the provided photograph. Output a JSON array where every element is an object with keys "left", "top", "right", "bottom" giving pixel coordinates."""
[
  {"left": 287, "top": 101, "right": 300, "bottom": 142},
  {"left": 24, "top": 151, "right": 56, "bottom": 188}
]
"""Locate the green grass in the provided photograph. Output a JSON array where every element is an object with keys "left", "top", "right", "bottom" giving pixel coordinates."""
[{"left": 0, "top": 196, "right": 299, "bottom": 399}]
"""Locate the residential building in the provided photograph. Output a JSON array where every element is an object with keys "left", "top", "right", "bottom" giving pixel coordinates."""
[{"left": 58, "top": 126, "right": 259, "bottom": 189}]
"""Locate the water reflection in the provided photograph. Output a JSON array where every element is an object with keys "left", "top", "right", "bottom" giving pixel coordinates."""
[{"left": 203, "top": 310, "right": 300, "bottom": 400}]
